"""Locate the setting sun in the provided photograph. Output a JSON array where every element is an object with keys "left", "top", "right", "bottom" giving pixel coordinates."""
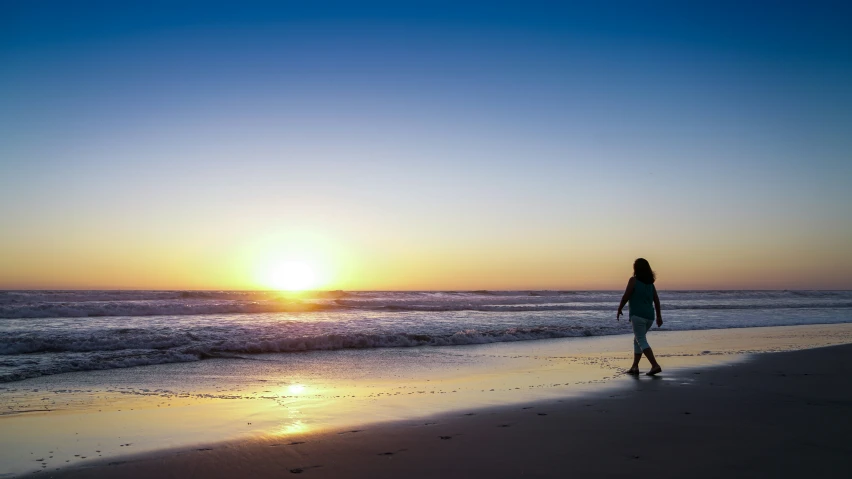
[{"left": 265, "top": 261, "right": 317, "bottom": 291}]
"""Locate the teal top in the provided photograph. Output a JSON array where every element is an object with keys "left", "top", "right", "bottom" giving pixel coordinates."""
[{"left": 628, "top": 279, "right": 656, "bottom": 321}]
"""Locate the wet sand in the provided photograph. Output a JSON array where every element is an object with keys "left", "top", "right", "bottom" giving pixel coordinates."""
[{"left": 33, "top": 331, "right": 852, "bottom": 478}]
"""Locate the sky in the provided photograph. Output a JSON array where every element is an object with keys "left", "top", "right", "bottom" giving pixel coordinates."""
[{"left": 1, "top": 0, "right": 851, "bottom": 290}]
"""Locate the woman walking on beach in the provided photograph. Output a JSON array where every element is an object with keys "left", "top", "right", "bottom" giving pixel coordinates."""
[{"left": 617, "top": 258, "right": 663, "bottom": 376}]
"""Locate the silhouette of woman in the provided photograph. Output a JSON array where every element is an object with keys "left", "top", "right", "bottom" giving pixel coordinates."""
[{"left": 617, "top": 258, "right": 663, "bottom": 375}]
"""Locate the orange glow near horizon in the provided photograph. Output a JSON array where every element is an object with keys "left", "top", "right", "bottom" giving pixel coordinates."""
[{"left": 0, "top": 225, "right": 850, "bottom": 291}]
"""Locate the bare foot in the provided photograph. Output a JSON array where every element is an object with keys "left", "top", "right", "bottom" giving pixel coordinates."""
[
  {"left": 626, "top": 367, "right": 640, "bottom": 375},
  {"left": 646, "top": 365, "right": 662, "bottom": 376}
]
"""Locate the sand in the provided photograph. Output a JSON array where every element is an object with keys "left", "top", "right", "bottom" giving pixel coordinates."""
[{"left": 36, "top": 339, "right": 852, "bottom": 478}]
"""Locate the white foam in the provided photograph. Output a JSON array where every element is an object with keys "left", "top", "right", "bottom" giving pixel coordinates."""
[{"left": 1, "top": 289, "right": 850, "bottom": 382}]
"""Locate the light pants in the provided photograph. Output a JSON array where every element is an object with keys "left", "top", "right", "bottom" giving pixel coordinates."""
[{"left": 631, "top": 316, "right": 654, "bottom": 354}]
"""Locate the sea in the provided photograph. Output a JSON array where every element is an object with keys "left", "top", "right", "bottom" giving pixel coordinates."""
[{"left": 1, "top": 289, "right": 851, "bottom": 383}]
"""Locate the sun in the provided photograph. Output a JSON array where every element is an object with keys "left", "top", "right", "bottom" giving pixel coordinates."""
[{"left": 267, "top": 260, "right": 317, "bottom": 291}]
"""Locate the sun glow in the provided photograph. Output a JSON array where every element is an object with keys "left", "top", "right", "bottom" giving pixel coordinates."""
[
  {"left": 265, "top": 261, "right": 317, "bottom": 291},
  {"left": 249, "top": 234, "right": 338, "bottom": 291},
  {"left": 287, "top": 384, "right": 306, "bottom": 395}
]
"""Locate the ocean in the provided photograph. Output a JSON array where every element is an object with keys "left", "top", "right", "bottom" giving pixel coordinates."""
[{"left": 2, "top": 289, "right": 851, "bottom": 384}]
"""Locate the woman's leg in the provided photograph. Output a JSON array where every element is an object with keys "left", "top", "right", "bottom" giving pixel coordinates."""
[
  {"left": 633, "top": 318, "right": 661, "bottom": 374},
  {"left": 642, "top": 319, "right": 662, "bottom": 375},
  {"left": 632, "top": 318, "right": 650, "bottom": 353},
  {"left": 628, "top": 320, "right": 644, "bottom": 373},
  {"left": 629, "top": 353, "right": 642, "bottom": 373},
  {"left": 644, "top": 351, "right": 662, "bottom": 376}
]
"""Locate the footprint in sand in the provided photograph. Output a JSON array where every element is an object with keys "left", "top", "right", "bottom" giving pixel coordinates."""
[
  {"left": 497, "top": 424, "right": 511, "bottom": 428},
  {"left": 537, "top": 413, "right": 548, "bottom": 416},
  {"left": 290, "top": 465, "right": 322, "bottom": 474},
  {"left": 378, "top": 449, "right": 407, "bottom": 456}
]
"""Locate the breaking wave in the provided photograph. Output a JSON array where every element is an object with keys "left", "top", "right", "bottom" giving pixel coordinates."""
[
  {"left": 1, "top": 289, "right": 850, "bottom": 382},
  {"left": 1, "top": 326, "right": 610, "bottom": 382}
]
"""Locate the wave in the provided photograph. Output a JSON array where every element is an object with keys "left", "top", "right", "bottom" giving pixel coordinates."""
[
  {"left": 0, "top": 325, "right": 612, "bottom": 382},
  {"left": 3, "top": 288, "right": 852, "bottom": 382},
  {"left": 0, "top": 325, "right": 609, "bottom": 356},
  {"left": 6, "top": 308, "right": 852, "bottom": 383},
  {"left": 0, "top": 300, "right": 335, "bottom": 319},
  {"left": 0, "top": 349, "right": 201, "bottom": 383},
  {"left": 3, "top": 299, "right": 851, "bottom": 319},
  {"left": 363, "top": 302, "right": 852, "bottom": 312}
]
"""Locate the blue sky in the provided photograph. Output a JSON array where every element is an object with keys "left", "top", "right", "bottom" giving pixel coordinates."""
[{"left": 2, "top": 1, "right": 851, "bottom": 289}]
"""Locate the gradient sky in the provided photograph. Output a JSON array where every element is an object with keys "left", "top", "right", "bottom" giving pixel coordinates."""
[{"left": 2, "top": 1, "right": 851, "bottom": 290}]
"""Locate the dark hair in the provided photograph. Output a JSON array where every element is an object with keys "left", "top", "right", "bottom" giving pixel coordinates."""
[{"left": 633, "top": 258, "right": 656, "bottom": 284}]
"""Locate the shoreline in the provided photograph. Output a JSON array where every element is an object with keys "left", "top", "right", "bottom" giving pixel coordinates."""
[
  {"left": 38, "top": 342, "right": 852, "bottom": 478},
  {"left": 6, "top": 324, "right": 849, "bottom": 478}
]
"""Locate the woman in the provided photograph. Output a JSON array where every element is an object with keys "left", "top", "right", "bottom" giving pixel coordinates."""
[{"left": 617, "top": 258, "right": 663, "bottom": 376}]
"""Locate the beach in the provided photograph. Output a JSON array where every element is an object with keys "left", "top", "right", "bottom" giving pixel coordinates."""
[
  {"left": 44, "top": 342, "right": 852, "bottom": 479},
  {"left": 4, "top": 322, "right": 852, "bottom": 478}
]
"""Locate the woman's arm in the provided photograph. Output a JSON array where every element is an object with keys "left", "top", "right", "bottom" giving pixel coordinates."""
[
  {"left": 653, "top": 287, "right": 663, "bottom": 327},
  {"left": 616, "top": 277, "right": 636, "bottom": 321}
]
